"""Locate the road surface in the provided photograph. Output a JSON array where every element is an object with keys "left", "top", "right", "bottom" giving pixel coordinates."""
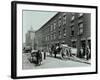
[{"left": 22, "top": 53, "right": 90, "bottom": 70}]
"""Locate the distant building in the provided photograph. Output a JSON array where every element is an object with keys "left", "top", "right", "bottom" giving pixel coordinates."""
[
  {"left": 35, "top": 12, "right": 91, "bottom": 56},
  {"left": 25, "top": 27, "right": 35, "bottom": 49}
]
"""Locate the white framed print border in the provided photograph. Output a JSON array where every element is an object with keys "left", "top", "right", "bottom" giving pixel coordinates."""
[{"left": 11, "top": 1, "right": 98, "bottom": 79}]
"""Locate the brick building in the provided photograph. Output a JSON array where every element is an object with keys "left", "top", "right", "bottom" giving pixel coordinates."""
[{"left": 35, "top": 12, "right": 91, "bottom": 56}]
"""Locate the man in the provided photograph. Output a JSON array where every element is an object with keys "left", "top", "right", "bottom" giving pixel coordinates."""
[
  {"left": 80, "top": 47, "right": 83, "bottom": 58},
  {"left": 36, "top": 50, "right": 42, "bottom": 66},
  {"left": 51, "top": 45, "right": 54, "bottom": 56},
  {"left": 44, "top": 51, "right": 46, "bottom": 60},
  {"left": 86, "top": 46, "right": 90, "bottom": 60}
]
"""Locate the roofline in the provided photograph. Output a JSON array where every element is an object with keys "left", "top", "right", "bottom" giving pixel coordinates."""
[{"left": 35, "top": 12, "right": 60, "bottom": 33}]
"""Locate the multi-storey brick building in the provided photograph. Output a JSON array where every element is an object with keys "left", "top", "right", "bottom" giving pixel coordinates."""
[{"left": 35, "top": 12, "right": 91, "bottom": 56}]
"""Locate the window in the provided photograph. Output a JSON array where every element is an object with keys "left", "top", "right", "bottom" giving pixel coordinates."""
[
  {"left": 71, "top": 25, "right": 74, "bottom": 36},
  {"left": 63, "top": 13, "right": 67, "bottom": 25},
  {"left": 54, "top": 34, "right": 56, "bottom": 40},
  {"left": 59, "top": 31, "right": 61, "bottom": 39},
  {"left": 63, "top": 28, "right": 66, "bottom": 37},
  {"left": 51, "top": 34, "right": 52, "bottom": 40},
  {"left": 46, "top": 36, "right": 48, "bottom": 41},
  {"left": 71, "top": 16, "right": 75, "bottom": 21},
  {"left": 71, "top": 13, "right": 75, "bottom": 22},
  {"left": 78, "top": 19, "right": 83, "bottom": 23},
  {"left": 52, "top": 34, "right": 54, "bottom": 40},
  {"left": 72, "top": 41, "right": 76, "bottom": 48},
  {"left": 78, "top": 23, "right": 83, "bottom": 35},
  {"left": 48, "top": 35, "right": 49, "bottom": 41},
  {"left": 51, "top": 25, "right": 53, "bottom": 31},
  {"left": 53, "top": 21, "right": 56, "bottom": 30},
  {"left": 71, "top": 31, "right": 74, "bottom": 36},
  {"left": 49, "top": 35, "right": 50, "bottom": 40},
  {"left": 51, "top": 34, "right": 54, "bottom": 40},
  {"left": 58, "top": 17, "right": 61, "bottom": 27},
  {"left": 78, "top": 13, "right": 84, "bottom": 17}
]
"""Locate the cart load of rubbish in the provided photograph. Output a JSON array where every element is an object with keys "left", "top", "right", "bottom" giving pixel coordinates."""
[{"left": 60, "top": 44, "right": 77, "bottom": 56}]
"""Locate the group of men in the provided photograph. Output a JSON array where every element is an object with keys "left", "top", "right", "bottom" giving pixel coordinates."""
[
  {"left": 50, "top": 43, "right": 61, "bottom": 58},
  {"left": 79, "top": 45, "right": 91, "bottom": 60},
  {"left": 50, "top": 43, "right": 91, "bottom": 60}
]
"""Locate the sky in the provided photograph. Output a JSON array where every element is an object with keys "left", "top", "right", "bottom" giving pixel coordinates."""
[{"left": 23, "top": 10, "right": 57, "bottom": 43}]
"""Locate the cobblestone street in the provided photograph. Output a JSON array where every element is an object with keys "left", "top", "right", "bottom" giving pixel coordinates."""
[{"left": 22, "top": 53, "right": 90, "bottom": 70}]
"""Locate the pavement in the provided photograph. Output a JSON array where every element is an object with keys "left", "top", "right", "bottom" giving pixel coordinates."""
[
  {"left": 46, "top": 52, "right": 91, "bottom": 64},
  {"left": 67, "top": 56, "right": 91, "bottom": 64}
]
